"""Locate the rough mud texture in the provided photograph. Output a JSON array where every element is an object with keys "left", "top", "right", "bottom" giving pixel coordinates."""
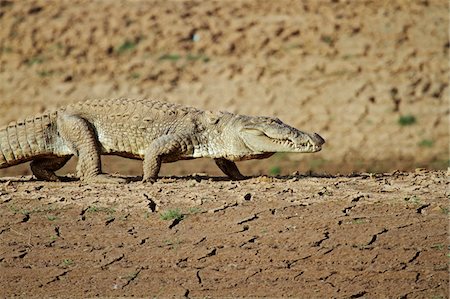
[
  {"left": 0, "top": 1, "right": 449, "bottom": 298},
  {"left": 0, "top": 0, "right": 448, "bottom": 178},
  {"left": 0, "top": 170, "right": 448, "bottom": 298}
]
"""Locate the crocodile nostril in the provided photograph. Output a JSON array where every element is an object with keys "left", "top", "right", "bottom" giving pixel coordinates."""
[{"left": 313, "top": 133, "right": 325, "bottom": 145}]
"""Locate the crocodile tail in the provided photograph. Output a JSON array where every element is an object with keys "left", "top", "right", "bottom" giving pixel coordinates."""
[{"left": 0, "top": 111, "right": 59, "bottom": 168}]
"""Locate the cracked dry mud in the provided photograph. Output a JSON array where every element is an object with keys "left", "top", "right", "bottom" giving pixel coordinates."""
[
  {"left": 0, "top": 1, "right": 449, "bottom": 297},
  {"left": 0, "top": 170, "right": 448, "bottom": 298}
]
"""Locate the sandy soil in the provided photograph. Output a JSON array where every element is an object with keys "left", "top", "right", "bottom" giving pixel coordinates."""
[
  {"left": 0, "top": 0, "right": 448, "bottom": 177},
  {"left": 0, "top": 1, "right": 449, "bottom": 298},
  {"left": 0, "top": 170, "right": 448, "bottom": 298}
]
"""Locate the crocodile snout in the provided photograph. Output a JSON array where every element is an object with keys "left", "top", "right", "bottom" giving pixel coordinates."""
[{"left": 312, "top": 133, "right": 325, "bottom": 146}]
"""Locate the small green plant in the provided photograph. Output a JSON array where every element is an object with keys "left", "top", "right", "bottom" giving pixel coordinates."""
[
  {"left": 9, "top": 205, "right": 62, "bottom": 216},
  {"left": 404, "top": 195, "right": 421, "bottom": 204},
  {"left": 116, "top": 40, "right": 137, "bottom": 54},
  {"left": 284, "top": 43, "right": 301, "bottom": 50},
  {"left": 158, "top": 53, "right": 210, "bottom": 63},
  {"left": 8, "top": 206, "right": 28, "bottom": 215},
  {"left": 160, "top": 209, "right": 184, "bottom": 221},
  {"left": 1, "top": 46, "right": 12, "bottom": 53},
  {"left": 62, "top": 259, "right": 73, "bottom": 266},
  {"left": 188, "top": 207, "right": 202, "bottom": 214},
  {"left": 418, "top": 139, "right": 433, "bottom": 148},
  {"left": 158, "top": 53, "right": 181, "bottom": 61},
  {"left": 352, "top": 218, "right": 367, "bottom": 224},
  {"left": 321, "top": 35, "right": 333, "bottom": 45},
  {"left": 129, "top": 72, "right": 140, "bottom": 79},
  {"left": 440, "top": 206, "right": 449, "bottom": 215},
  {"left": 86, "top": 205, "right": 115, "bottom": 214},
  {"left": 47, "top": 215, "right": 57, "bottom": 221},
  {"left": 37, "top": 70, "right": 54, "bottom": 77},
  {"left": 398, "top": 115, "right": 416, "bottom": 126},
  {"left": 20, "top": 209, "right": 31, "bottom": 216},
  {"left": 269, "top": 166, "right": 281, "bottom": 176},
  {"left": 431, "top": 244, "right": 444, "bottom": 250},
  {"left": 26, "top": 56, "right": 44, "bottom": 65},
  {"left": 8, "top": 205, "right": 19, "bottom": 213},
  {"left": 186, "top": 53, "right": 210, "bottom": 62},
  {"left": 163, "top": 238, "right": 181, "bottom": 250},
  {"left": 87, "top": 206, "right": 100, "bottom": 213},
  {"left": 342, "top": 54, "right": 354, "bottom": 60}
]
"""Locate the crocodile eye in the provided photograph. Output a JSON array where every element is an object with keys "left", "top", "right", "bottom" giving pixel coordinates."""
[{"left": 269, "top": 117, "right": 281, "bottom": 124}]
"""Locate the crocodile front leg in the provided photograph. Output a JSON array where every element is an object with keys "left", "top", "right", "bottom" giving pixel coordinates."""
[
  {"left": 214, "top": 158, "right": 246, "bottom": 180},
  {"left": 143, "top": 135, "right": 186, "bottom": 183}
]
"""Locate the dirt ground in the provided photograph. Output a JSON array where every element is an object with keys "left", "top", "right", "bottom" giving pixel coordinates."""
[
  {"left": 0, "top": 1, "right": 449, "bottom": 298},
  {"left": 0, "top": 170, "right": 448, "bottom": 298}
]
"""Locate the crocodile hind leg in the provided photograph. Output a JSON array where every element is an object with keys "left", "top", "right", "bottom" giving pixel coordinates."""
[
  {"left": 57, "top": 113, "right": 125, "bottom": 183},
  {"left": 30, "top": 156, "right": 71, "bottom": 181},
  {"left": 214, "top": 158, "right": 246, "bottom": 180}
]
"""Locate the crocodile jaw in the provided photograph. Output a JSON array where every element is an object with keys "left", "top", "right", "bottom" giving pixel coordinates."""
[
  {"left": 234, "top": 116, "right": 325, "bottom": 154},
  {"left": 241, "top": 129, "right": 324, "bottom": 153}
]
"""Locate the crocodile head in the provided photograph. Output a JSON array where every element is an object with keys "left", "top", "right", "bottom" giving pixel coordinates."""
[{"left": 233, "top": 116, "right": 325, "bottom": 154}]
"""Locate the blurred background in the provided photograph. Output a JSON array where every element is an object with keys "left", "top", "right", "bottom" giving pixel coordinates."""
[{"left": 0, "top": 0, "right": 448, "bottom": 177}]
